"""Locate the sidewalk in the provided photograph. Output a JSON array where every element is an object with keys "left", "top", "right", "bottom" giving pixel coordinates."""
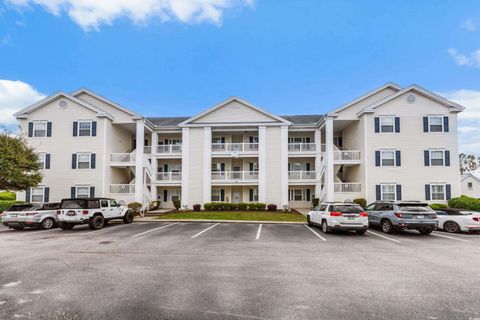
[{"left": 135, "top": 216, "right": 305, "bottom": 224}]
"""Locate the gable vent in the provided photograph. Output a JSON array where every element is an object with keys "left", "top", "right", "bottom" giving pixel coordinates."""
[
  {"left": 59, "top": 100, "right": 68, "bottom": 109},
  {"left": 406, "top": 94, "right": 416, "bottom": 103}
]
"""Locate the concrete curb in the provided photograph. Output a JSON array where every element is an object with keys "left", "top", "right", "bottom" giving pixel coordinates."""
[{"left": 134, "top": 218, "right": 305, "bottom": 225}]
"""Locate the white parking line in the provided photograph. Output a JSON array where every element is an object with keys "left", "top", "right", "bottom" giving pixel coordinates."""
[
  {"left": 130, "top": 223, "right": 179, "bottom": 238},
  {"left": 255, "top": 224, "right": 262, "bottom": 240},
  {"left": 304, "top": 225, "right": 327, "bottom": 241},
  {"left": 77, "top": 224, "right": 131, "bottom": 236},
  {"left": 431, "top": 232, "right": 473, "bottom": 243},
  {"left": 367, "top": 230, "right": 401, "bottom": 243},
  {"left": 191, "top": 223, "right": 219, "bottom": 239}
]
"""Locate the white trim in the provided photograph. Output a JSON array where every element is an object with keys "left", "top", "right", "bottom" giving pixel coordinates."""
[
  {"left": 71, "top": 88, "right": 141, "bottom": 118},
  {"left": 37, "top": 152, "right": 46, "bottom": 170},
  {"left": 77, "top": 120, "right": 93, "bottom": 136},
  {"left": 258, "top": 126, "right": 266, "bottom": 203},
  {"left": 428, "top": 149, "right": 446, "bottom": 167},
  {"left": 32, "top": 120, "right": 48, "bottom": 137},
  {"left": 427, "top": 115, "right": 445, "bottom": 133},
  {"left": 380, "top": 183, "right": 397, "bottom": 201},
  {"left": 429, "top": 183, "right": 446, "bottom": 201},
  {"left": 280, "top": 126, "right": 289, "bottom": 208},
  {"left": 75, "top": 185, "right": 91, "bottom": 198},
  {"left": 102, "top": 118, "right": 107, "bottom": 197},
  {"left": 181, "top": 127, "right": 190, "bottom": 207},
  {"left": 379, "top": 115, "right": 396, "bottom": 133},
  {"left": 135, "top": 120, "right": 145, "bottom": 203},
  {"left": 30, "top": 186, "right": 46, "bottom": 203},
  {"left": 325, "top": 118, "right": 334, "bottom": 201},
  {"left": 203, "top": 127, "right": 212, "bottom": 204},
  {"left": 76, "top": 152, "right": 92, "bottom": 170},
  {"left": 379, "top": 149, "right": 397, "bottom": 167}
]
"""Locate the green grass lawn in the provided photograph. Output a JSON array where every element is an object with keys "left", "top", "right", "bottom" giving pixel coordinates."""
[{"left": 155, "top": 210, "right": 306, "bottom": 222}]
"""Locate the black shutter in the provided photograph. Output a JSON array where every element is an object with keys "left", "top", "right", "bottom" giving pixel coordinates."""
[
  {"left": 425, "top": 185, "right": 431, "bottom": 201},
  {"left": 72, "top": 154, "right": 77, "bottom": 169},
  {"left": 446, "top": 184, "right": 452, "bottom": 200},
  {"left": 47, "top": 122, "right": 52, "bottom": 137},
  {"left": 375, "top": 185, "right": 381, "bottom": 201},
  {"left": 424, "top": 150, "right": 430, "bottom": 166},
  {"left": 445, "top": 150, "right": 450, "bottom": 166},
  {"left": 395, "top": 117, "right": 400, "bottom": 133},
  {"left": 306, "top": 189, "right": 311, "bottom": 201},
  {"left": 71, "top": 187, "right": 76, "bottom": 198},
  {"left": 396, "top": 185, "right": 402, "bottom": 201},
  {"left": 375, "top": 151, "right": 381, "bottom": 166},
  {"left": 395, "top": 150, "right": 401, "bottom": 166},
  {"left": 163, "top": 190, "right": 168, "bottom": 202},
  {"left": 28, "top": 122, "right": 33, "bottom": 137},
  {"left": 90, "top": 186, "right": 95, "bottom": 198},
  {"left": 92, "top": 121, "right": 97, "bottom": 136},
  {"left": 44, "top": 187, "right": 50, "bottom": 202},
  {"left": 443, "top": 116, "right": 449, "bottom": 132},
  {"left": 374, "top": 117, "right": 380, "bottom": 133},
  {"left": 249, "top": 163, "right": 254, "bottom": 171},
  {"left": 306, "top": 163, "right": 311, "bottom": 171},
  {"left": 91, "top": 153, "right": 96, "bottom": 169},
  {"left": 220, "top": 189, "right": 225, "bottom": 202},
  {"left": 249, "top": 189, "right": 254, "bottom": 202},
  {"left": 45, "top": 154, "right": 51, "bottom": 169},
  {"left": 423, "top": 117, "right": 429, "bottom": 132},
  {"left": 220, "top": 163, "right": 225, "bottom": 171},
  {"left": 25, "top": 188, "right": 31, "bottom": 202},
  {"left": 73, "top": 121, "right": 78, "bottom": 136},
  {"left": 221, "top": 137, "right": 225, "bottom": 143}
]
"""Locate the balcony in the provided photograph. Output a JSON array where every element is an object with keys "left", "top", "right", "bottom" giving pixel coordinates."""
[
  {"left": 145, "top": 145, "right": 182, "bottom": 157},
  {"left": 334, "top": 183, "right": 361, "bottom": 193},
  {"left": 288, "top": 171, "right": 317, "bottom": 181},
  {"left": 288, "top": 143, "right": 316, "bottom": 152},
  {"left": 211, "top": 143, "right": 258, "bottom": 156},
  {"left": 211, "top": 171, "right": 259, "bottom": 184},
  {"left": 110, "top": 153, "right": 135, "bottom": 166},
  {"left": 110, "top": 184, "right": 135, "bottom": 194},
  {"left": 333, "top": 150, "right": 361, "bottom": 164},
  {"left": 156, "top": 172, "right": 182, "bottom": 184}
]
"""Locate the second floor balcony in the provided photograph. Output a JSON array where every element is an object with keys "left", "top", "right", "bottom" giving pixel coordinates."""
[
  {"left": 211, "top": 170, "right": 259, "bottom": 183},
  {"left": 288, "top": 171, "right": 317, "bottom": 181},
  {"left": 288, "top": 143, "right": 316, "bottom": 153},
  {"left": 157, "top": 172, "right": 182, "bottom": 182},
  {"left": 145, "top": 144, "right": 182, "bottom": 156},
  {"left": 212, "top": 143, "right": 259, "bottom": 154}
]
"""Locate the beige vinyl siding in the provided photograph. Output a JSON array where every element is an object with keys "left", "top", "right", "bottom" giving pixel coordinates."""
[
  {"left": 75, "top": 92, "right": 135, "bottom": 123},
  {"left": 192, "top": 101, "right": 279, "bottom": 124},
  {"left": 265, "top": 127, "right": 282, "bottom": 205},
  {"left": 461, "top": 176, "right": 480, "bottom": 198},
  {"left": 187, "top": 128, "right": 204, "bottom": 206}
]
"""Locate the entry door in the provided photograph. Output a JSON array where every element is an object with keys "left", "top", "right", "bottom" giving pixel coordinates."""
[{"left": 232, "top": 192, "right": 241, "bottom": 203}]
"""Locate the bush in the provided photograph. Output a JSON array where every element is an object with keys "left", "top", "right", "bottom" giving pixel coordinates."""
[
  {"left": 267, "top": 204, "right": 277, "bottom": 211},
  {"left": 172, "top": 200, "right": 181, "bottom": 210},
  {"left": 149, "top": 201, "right": 159, "bottom": 211},
  {"left": 0, "top": 191, "right": 16, "bottom": 201},
  {"left": 0, "top": 200, "right": 20, "bottom": 213},
  {"left": 311, "top": 197, "right": 319, "bottom": 208},
  {"left": 448, "top": 195, "right": 480, "bottom": 211},
  {"left": 204, "top": 202, "right": 213, "bottom": 210},
  {"left": 128, "top": 202, "right": 142, "bottom": 215},
  {"left": 238, "top": 203, "right": 248, "bottom": 210},
  {"left": 353, "top": 198, "right": 367, "bottom": 208},
  {"left": 249, "top": 203, "right": 266, "bottom": 211},
  {"left": 193, "top": 204, "right": 201, "bottom": 211},
  {"left": 429, "top": 203, "right": 448, "bottom": 210}
]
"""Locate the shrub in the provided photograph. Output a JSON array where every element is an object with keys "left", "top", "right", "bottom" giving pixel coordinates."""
[
  {"left": 429, "top": 203, "right": 448, "bottom": 210},
  {"left": 353, "top": 198, "right": 367, "bottom": 208},
  {"left": 204, "top": 202, "right": 213, "bottom": 210},
  {"left": 128, "top": 202, "right": 142, "bottom": 215},
  {"left": 0, "top": 200, "right": 20, "bottom": 213},
  {"left": 193, "top": 204, "right": 201, "bottom": 211},
  {"left": 0, "top": 191, "right": 16, "bottom": 201},
  {"left": 311, "top": 197, "right": 319, "bottom": 208},
  {"left": 448, "top": 195, "right": 480, "bottom": 211},
  {"left": 149, "top": 201, "right": 159, "bottom": 211},
  {"left": 172, "top": 200, "right": 181, "bottom": 210},
  {"left": 249, "top": 203, "right": 266, "bottom": 211},
  {"left": 267, "top": 204, "right": 277, "bottom": 211},
  {"left": 238, "top": 202, "right": 248, "bottom": 210}
]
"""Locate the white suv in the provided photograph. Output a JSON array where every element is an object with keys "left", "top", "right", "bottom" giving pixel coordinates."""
[
  {"left": 307, "top": 202, "right": 368, "bottom": 235},
  {"left": 58, "top": 198, "right": 134, "bottom": 230}
]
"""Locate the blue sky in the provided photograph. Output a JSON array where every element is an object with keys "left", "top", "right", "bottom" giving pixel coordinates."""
[{"left": 1, "top": 0, "right": 480, "bottom": 153}]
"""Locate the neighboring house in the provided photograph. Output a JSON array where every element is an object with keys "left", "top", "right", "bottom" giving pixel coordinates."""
[
  {"left": 461, "top": 173, "right": 480, "bottom": 198},
  {"left": 14, "top": 83, "right": 464, "bottom": 209}
]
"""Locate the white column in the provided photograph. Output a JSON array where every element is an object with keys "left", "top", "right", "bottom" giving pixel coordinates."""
[
  {"left": 326, "top": 118, "right": 334, "bottom": 202},
  {"left": 135, "top": 119, "right": 145, "bottom": 204},
  {"left": 151, "top": 131, "right": 158, "bottom": 202},
  {"left": 280, "top": 126, "right": 289, "bottom": 208},
  {"left": 203, "top": 127, "right": 212, "bottom": 205},
  {"left": 181, "top": 127, "right": 190, "bottom": 208},
  {"left": 314, "top": 128, "right": 322, "bottom": 198},
  {"left": 258, "top": 126, "right": 266, "bottom": 203}
]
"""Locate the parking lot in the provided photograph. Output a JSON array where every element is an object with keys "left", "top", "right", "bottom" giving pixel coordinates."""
[{"left": 0, "top": 221, "right": 479, "bottom": 320}]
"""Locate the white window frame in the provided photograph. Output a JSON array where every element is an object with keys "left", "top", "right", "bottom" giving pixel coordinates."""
[
  {"left": 77, "top": 153, "right": 92, "bottom": 169},
  {"left": 38, "top": 153, "right": 46, "bottom": 170},
  {"left": 430, "top": 183, "right": 446, "bottom": 201},
  {"left": 211, "top": 188, "right": 223, "bottom": 202},
  {"left": 380, "top": 184, "right": 397, "bottom": 201},
  {"left": 77, "top": 120, "right": 93, "bottom": 137},
  {"left": 75, "top": 186, "right": 91, "bottom": 198},
  {"left": 288, "top": 188, "right": 311, "bottom": 202},
  {"left": 429, "top": 149, "right": 445, "bottom": 167},
  {"left": 249, "top": 188, "right": 259, "bottom": 202},
  {"left": 30, "top": 186, "right": 45, "bottom": 203},
  {"left": 379, "top": 115, "right": 395, "bottom": 133},
  {"left": 33, "top": 121, "right": 47, "bottom": 137},
  {"left": 428, "top": 115, "right": 444, "bottom": 133},
  {"left": 380, "top": 149, "right": 396, "bottom": 167}
]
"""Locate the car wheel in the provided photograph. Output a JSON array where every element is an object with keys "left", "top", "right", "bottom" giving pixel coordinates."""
[
  {"left": 321, "top": 220, "right": 330, "bottom": 234},
  {"left": 89, "top": 215, "right": 105, "bottom": 230},
  {"left": 443, "top": 221, "right": 460, "bottom": 233},
  {"left": 307, "top": 215, "right": 313, "bottom": 227},
  {"left": 58, "top": 222, "right": 74, "bottom": 230},
  {"left": 381, "top": 220, "right": 393, "bottom": 234},
  {"left": 123, "top": 211, "right": 134, "bottom": 224},
  {"left": 40, "top": 218, "right": 55, "bottom": 230},
  {"left": 419, "top": 228, "right": 433, "bottom": 235},
  {"left": 356, "top": 229, "right": 367, "bottom": 235}
]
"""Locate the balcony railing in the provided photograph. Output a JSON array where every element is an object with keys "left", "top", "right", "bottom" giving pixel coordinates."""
[
  {"left": 288, "top": 143, "right": 316, "bottom": 152},
  {"left": 110, "top": 184, "right": 135, "bottom": 194},
  {"left": 212, "top": 143, "right": 258, "bottom": 152},
  {"left": 211, "top": 171, "right": 259, "bottom": 181},
  {"left": 145, "top": 145, "right": 182, "bottom": 154},
  {"left": 288, "top": 171, "right": 317, "bottom": 180},
  {"left": 157, "top": 172, "right": 182, "bottom": 181},
  {"left": 334, "top": 183, "right": 361, "bottom": 193},
  {"left": 110, "top": 153, "right": 135, "bottom": 163},
  {"left": 333, "top": 151, "right": 361, "bottom": 162}
]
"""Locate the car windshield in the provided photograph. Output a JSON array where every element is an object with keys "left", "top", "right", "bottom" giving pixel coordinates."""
[
  {"left": 330, "top": 205, "right": 363, "bottom": 213},
  {"left": 397, "top": 204, "right": 433, "bottom": 212},
  {"left": 30, "top": 204, "right": 44, "bottom": 211},
  {"left": 61, "top": 200, "right": 85, "bottom": 209},
  {"left": 6, "top": 204, "right": 34, "bottom": 212}
]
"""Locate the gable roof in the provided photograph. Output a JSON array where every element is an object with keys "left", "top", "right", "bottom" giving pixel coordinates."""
[
  {"left": 358, "top": 84, "right": 465, "bottom": 115},
  {"left": 461, "top": 172, "right": 480, "bottom": 182},
  {"left": 14, "top": 92, "right": 114, "bottom": 120},
  {"left": 179, "top": 97, "right": 292, "bottom": 126}
]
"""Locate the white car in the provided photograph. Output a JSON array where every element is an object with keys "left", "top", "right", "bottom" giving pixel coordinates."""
[
  {"left": 57, "top": 198, "right": 134, "bottom": 230},
  {"left": 307, "top": 202, "right": 369, "bottom": 235},
  {"left": 436, "top": 208, "right": 480, "bottom": 233}
]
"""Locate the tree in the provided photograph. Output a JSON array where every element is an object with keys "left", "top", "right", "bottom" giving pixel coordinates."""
[
  {"left": 459, "top": 153, "right": 479, "bottom": 175},
  {"left": 0, "top": 134, "right": 42, "bottom": 190}
]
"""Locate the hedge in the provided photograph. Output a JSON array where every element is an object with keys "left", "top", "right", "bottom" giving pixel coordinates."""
[
  {"left": 203, "top": 202, "right": 267, "bottom": 211},
  {"left": 0, "top": 191, "right": 16, "bottom": 201},
  {"left": 447, "top": 195, "right": 480, "bottom": 211},
  {"left": 0, "top": 200, "right": 21, "bottom": 213},
  {"left": 429, "top": 203, "right": 448, "bottom": 210},
  {"left": 353, "top": 198, "right": 367, "bottom": 208}
]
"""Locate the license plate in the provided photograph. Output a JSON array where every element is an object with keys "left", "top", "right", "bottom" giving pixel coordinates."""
[
  {"left": 416, "top": 215, "right": 424, "bottom": 219},
  {"left": 67, "top": 211, "right": 76, "bottom": 216},
  {"left": 10, "top": 214, "right": 17, "bottom": 217},
  {"left": 348, "top": 217, "right": 355, "bottom": 220}
]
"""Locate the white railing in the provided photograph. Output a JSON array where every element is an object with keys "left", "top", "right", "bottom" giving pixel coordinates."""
[
  {"left": 157, "top": 172, "right": 182, "bottom": 181},
  {"left": 157, "top": 144, "right": 182, "bottom": 154},
  {"left": 211, "top": 171, "right": 259, "bottom": 181},
  {"left": 143, "top": 158, "right": 153, "bottom": 177},
  {"left": 110, "top": 153, "right": 135, "bottom": 163},
  {"left": 334, "top": 183, "right": 361, "bottom": 193},
  {"left": 288, "top": 143, "right": 316, "bottom": 152},
  {"left": 211, "top": 143, "right": 259, "bottom": 152},
  {"left": 110, "top": 184, "right": 135, "bottom": 194},
  {"left": 288, "top": 171, "right": 317, "bottom": 180},
  {"left": 334, "top": 151, "right": 361, "bottom": 161}
]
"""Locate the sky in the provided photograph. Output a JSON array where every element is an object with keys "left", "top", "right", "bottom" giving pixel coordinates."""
[{"left": 0, "top": 0, "right": 480, "bottom": 153}]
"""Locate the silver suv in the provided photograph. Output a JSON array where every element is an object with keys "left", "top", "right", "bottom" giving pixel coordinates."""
[
  {"left": 2, "top": 203, "right": 60, "bottom": 230},
  {"left": 365, "top": 201, "right": 438, "bottom": 235}
]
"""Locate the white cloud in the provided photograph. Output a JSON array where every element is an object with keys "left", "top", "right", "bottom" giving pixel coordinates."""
[
  {"left": 462, "top": 18, "right": 476, "bottom": 31},
  {"left": 0, "top": 80, "right": 45, "bottom": 129},
  {"left": 447, "top": 48, "right": 480, "bottom": 67},
  {"left": 5, "top": 0, "right": 254, "bottom": 30}
]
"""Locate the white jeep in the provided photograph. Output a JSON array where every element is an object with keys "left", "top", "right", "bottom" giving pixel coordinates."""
[{"left": 58, "top": 198, "right": 134, "bottom": 230}]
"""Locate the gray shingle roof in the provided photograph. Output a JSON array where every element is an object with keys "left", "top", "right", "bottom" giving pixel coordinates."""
[{"left": 280, "top": 115, "right": 324, "bottom": 125}]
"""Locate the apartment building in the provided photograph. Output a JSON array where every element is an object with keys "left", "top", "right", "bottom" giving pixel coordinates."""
[{"left": 14, "top": 83, "right": 464, "bottom": 209}]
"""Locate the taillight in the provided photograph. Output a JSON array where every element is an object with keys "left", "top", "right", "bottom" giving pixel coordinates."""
[
  {"left": 394, "top": 212, "right": 403, "bottom": 218},
  {"left": 82, "top": 210, "right": 89, "bottom": 215},
  {"left": 330, "top": 212, "right": 342, "bottom": 216},
  {"left": 359, "top": 212, "right": 368, "bottom": 217},
  {"left": 473, "top": 216, "right": 480, "bottom": 222}
]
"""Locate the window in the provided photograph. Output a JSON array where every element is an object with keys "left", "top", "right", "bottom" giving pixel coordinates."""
[
  {"left": 38, "top": 153, "right": 46, "bottom": 170},
  {"left": 381, "top": 184, "right": 396, "bottom": 201},
  {"left": 431, "top": 184, "right": 445, "bottom": 200},
  {"left": 33, "top": 121, "right": 47, "bottom": 137},
  {"left": 100, "top": 200, "right": 109, "bottom": 207},
  {"left": 468, "top": 182, "right": 473, "bottom": 190},
  {"left": 288, "top": 189, "right": 311, "bottom": 201},
  {"left": 31, "top": 187, "right": 45, "bottom": 203},
  {"left": 76, "top": 186, "right": 90, "bottom": 198},
  {"left": 380, "top": 116, "right": 395, "bottom": 133},
  {"left": 77, "top": 153, "right": 91, "bottom": 169},
  {"left": 212, "top": 188, "right": 224, "bottom": 202},
  {"left": 109, "top": 200, "right": 118, "bottom": 207},
  {"left": 380, "top": 150, "right": 395, "bottom": 166},
  {"left": 428, "top": 116, "right": 443, "bottom": 132},
  {"left": 430, "top": 150, "right": 445, "bottom": 166},
  {"left": 78, "top": 121, "right": 92, "bottom": 136}
]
